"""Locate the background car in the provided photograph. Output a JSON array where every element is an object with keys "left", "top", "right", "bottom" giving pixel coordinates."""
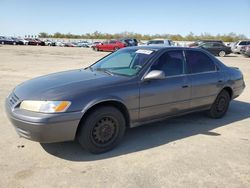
[
  {"left": 64, "top": 42, "right": 78, "bottom": 47},
  {"left": 188, "top": 40, "right": 223, "bottom": 47},
  {"left": 147, "top": 39, "right": 174, "bottom": 46},
  {"left": 25, "top": 38, "right": 42, "bottom": 45},
  {"left": 120, "top": 38, "right": 138, "bottom": 46},
  {"left": 93, "top": 40, "right": 126, "bottom": 51},
  {"left": 19, "top": 38, "right": 29, "bottom": 45},
  {"left": 88, "top": 41, "right": 102, "bottom": 48},
  {"left": 55, "top": 41, "right": 65, "bottom": 47},
  {"left": 43, "top": 39, "right": 56, "bottom": 46},
  {"left": 0, "top": 36, "right": 15, "bottom": 45},
  {"left": 198, "top": 42, "right": 232, "bottom": 57},
  {"left": 240, "top": 45, "right": 250, "bottom": 57},
  {"left": 77, "top": 41, "right": 90, "bottom": 47},
  {"left": 11, "top": 37, "right": 25, "bottom": 45},
  {"left": 231, "top": 40, "right": 250, "bottom": 54}
]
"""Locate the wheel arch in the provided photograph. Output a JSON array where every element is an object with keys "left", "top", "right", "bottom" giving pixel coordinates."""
[
  {"left": 221, "top": 86, "right": 233, "bottom": 100},
  {"left": 76, "top": 99, "right": 131, "bottom": 138}
]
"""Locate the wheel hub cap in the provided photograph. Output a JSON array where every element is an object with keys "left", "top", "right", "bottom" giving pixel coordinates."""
[
  {"left": 92, "top": 117, "right": 116, "bottom": 144},
  {"left": 217, "top": 98, "right": 226, "bottom": 112}
]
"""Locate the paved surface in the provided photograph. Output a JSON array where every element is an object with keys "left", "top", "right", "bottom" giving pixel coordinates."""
[{"left": 0, "top": 45, "right": 250, "bottom": 188}]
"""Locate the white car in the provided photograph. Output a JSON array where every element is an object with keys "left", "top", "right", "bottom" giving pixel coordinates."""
[
  {"left": 231, "top": 40, "right": 250, "bottom": 54},
  {"left": 19, "top": 38, "right": 29, "bottom": 45},
  {"left": 55, "top": 41, "right": 65, "bottom": 47},
  {"left": 88, "top": 41, "right": 102, "bottom": 48},
  {"left": 147, "top": 39, "right": 174, "bottom": 46},
  {"left": 77, "top": 41, "right": 90, "bottom": 47}
]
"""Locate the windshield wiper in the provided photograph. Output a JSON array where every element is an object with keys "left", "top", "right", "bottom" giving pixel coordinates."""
[{"left": 94, "top": 68, "right": 114, "bottom": 76}]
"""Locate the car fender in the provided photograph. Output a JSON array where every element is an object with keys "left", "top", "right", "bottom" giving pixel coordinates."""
[{"left": 81, "top": 95, "right": 127, "bottom": 115}]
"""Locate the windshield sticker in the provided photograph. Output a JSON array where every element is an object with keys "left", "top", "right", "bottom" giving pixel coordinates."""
[{"left": 135, "top": 49, "right": 153, "bottom": 55}]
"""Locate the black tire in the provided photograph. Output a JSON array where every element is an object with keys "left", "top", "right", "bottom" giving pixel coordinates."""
[
  {"left": 207, "top": 90, "right": 230, "bottom": 118},
  {"left": 77, "top": 106, "right": 126, "bottom": 154},
  {"left": 93, "top": 47, "right": 98, "bottom": 51}
]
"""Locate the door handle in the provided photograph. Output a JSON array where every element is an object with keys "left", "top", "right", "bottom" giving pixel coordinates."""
[
  {"left": 182, "top": 85, "right": 189, "bottom": 88},
  {"left": 218, "top": 80, "right": 223, "bottom": 83}
]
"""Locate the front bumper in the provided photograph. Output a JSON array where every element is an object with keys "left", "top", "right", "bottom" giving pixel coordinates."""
[{"left": 5, "top": 98, "right": 83, "bottom": 143}]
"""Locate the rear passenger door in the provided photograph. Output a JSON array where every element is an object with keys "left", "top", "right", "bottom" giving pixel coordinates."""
[{"left": 185, "top": 50, "right": 224, "bottom": 109}]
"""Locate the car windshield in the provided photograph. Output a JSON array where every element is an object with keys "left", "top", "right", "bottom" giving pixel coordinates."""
[{"left": 90, "top": 48, "right": 155, "bottom": 76}]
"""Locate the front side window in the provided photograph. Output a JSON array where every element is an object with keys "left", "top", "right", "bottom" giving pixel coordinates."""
[
  {"left": 91, "top": 48, "right": 155, "bottom": 76},
  {"left": 151, "top": 50, "right": 185, "bottom": 76},
  {"left": 185, "top": 50, "right": 216, "bottom": 74}
]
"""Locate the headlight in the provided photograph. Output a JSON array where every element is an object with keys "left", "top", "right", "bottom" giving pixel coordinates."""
[{"left": 20, "top": 100, "right": 71, "bottom": 113}]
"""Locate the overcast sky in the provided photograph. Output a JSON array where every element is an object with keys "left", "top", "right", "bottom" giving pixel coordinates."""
[{"left": 1, "top": 0, "right": 250, "bottom": 37}]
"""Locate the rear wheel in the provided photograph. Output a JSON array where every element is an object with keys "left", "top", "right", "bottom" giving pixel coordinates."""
[
  {"left": 77, "top": 106, "right": 126, "bottom": 154},
  {"left": 207, "top": 90, "right": 230, "bottom": 118},
  {"left": 218, "top": 50, "right": 226, "bottom": 57}
]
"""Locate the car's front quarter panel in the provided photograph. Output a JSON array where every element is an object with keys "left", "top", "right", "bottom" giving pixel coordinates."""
[
  {"left": 70, "top": 79, "right": 140, "bottom": 125},
  {"left": 5, "top": 94, "right": 82, "bottom": 143}
]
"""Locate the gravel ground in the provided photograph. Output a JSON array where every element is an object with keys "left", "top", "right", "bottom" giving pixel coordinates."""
[{"left": 0, "top": 45, "right": 250, "bottom": 188}]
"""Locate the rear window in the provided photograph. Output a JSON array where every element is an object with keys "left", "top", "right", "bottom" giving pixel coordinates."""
[{"left": 148, "top": 40, "right": 164, "bottom": 44}]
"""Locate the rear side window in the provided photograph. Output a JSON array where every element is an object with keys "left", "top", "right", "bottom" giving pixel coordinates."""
[
  {"left": 202, "top": 43, "right": 213, "bottom": 48},
  {"left": 185, "top": 51, "right": 216, "bottom": 74}
]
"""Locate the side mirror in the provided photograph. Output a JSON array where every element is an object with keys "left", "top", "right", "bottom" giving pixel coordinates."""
[{"left": 144, "top": 70, "right": 165, "bottom": 81}]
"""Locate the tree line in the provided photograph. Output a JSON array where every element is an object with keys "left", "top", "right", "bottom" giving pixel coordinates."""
[{"left": 38, "top": 31, "right": 248, "bottom": 42}]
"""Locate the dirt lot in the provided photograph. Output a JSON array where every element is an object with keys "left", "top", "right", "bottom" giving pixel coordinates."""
[{"left": 0, "top": 45, "right": 250, "bottom": 188}]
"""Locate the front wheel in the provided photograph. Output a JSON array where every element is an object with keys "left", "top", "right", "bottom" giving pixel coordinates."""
[
  {"left": 207, "top": 90, "right": 230, "bottom": 118},
  {"left": 77, "top": 106, "right": 126, "bottom": 154},
  {"left": 93, "top": 47, "right": 98, "bottom": 51},
  {"left": 218, "top": 50, "right": 226, "bottom": 57}
]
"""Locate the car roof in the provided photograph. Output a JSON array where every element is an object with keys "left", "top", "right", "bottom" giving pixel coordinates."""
[
  {"left": 124, "top": 46, "right": 189, "bottom": 51},
  {"left": 200, "top": 41, "right": 224, "bottom": 44}
]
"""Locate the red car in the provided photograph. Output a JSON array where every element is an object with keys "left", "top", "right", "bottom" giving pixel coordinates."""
[
  {"left": 93, "top": 40, "right": 126, "bottom": 51},
  {"left": 25, "top": 38, "right": 45, "bottom": 46}
]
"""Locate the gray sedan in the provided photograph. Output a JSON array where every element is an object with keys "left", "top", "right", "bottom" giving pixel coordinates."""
[{"left": 5, "top": 46, "right": 245, "bottom": 153}]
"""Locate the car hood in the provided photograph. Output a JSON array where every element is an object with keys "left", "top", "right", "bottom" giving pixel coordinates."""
[{"left": 14, "top": 69, "right": 129, "bottom": 101}]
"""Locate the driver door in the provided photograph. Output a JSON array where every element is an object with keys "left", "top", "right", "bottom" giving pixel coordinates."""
[{"left": 139, "top": 50, "right": 191, "bottom": 121}]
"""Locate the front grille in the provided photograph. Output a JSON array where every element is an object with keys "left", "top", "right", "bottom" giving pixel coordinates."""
[{"left": 8, "top": 93, "right": 20, "bottom": 108}]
